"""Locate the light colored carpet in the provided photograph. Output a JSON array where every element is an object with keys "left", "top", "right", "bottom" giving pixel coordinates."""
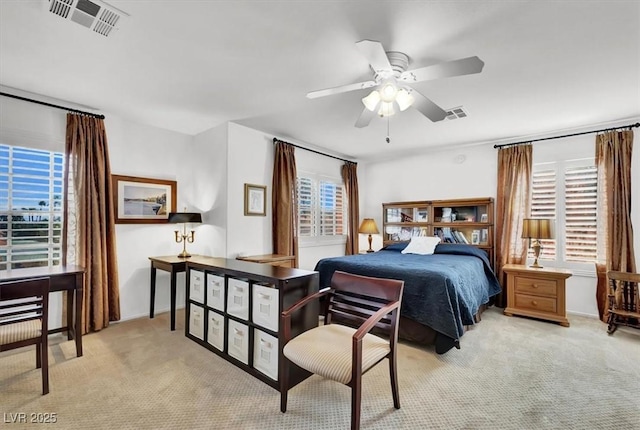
[{"left": 1, "top": 307, "right": 639, "bottom": 430}]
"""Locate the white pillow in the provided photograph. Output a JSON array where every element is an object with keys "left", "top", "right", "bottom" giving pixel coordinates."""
[{"left": 401, "top": 236, "right": 441, "bottom": 255}]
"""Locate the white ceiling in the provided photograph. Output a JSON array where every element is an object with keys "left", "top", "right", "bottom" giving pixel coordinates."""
[{"left": 1, "top": 1, "right": 639, "bottom": 161}]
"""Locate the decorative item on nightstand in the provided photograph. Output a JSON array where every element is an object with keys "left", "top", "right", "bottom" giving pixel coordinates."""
[
  {"left": 521, "top": 218, "right": 554, "bottom": 268},
  {"left": 358, "top": 218, "right": 379, "bottom": 253},
  {"left": 168, "top": 211, "right": 202, "bottom": 258}
]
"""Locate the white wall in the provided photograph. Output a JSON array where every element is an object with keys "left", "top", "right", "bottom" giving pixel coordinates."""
[
  {"left": 225, "top": 123, "right": 347, "bottom": 270},
  {"left": 361, "top": 121, "right": 640, "bottom": 318},
  {"left": 107, "top": 116, "right": 193, "bottom": 321}
]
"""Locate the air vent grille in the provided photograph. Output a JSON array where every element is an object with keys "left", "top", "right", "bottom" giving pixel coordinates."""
[
  {"left": 49, "top": 0, "right": 73, "bottom": 18},
  {"left": 445, "top": 106, "right": 468, "bottom": 120},
  {"left": 47, "top": 0, "right": 127, "bottom": 37}
]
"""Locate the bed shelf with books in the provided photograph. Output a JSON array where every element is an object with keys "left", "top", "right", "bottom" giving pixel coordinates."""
[{"left": 383, "top": 198, "right": 494, "bottom": 268}]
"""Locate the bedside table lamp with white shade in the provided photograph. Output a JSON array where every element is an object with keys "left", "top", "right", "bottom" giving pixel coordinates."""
[{"left": 358, "top": 218, "right": 379, "bottom": 253}]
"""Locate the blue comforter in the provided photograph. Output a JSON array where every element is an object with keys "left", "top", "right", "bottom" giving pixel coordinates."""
[{"left": 314, "top": 243, "right": 502, "bottom": 345}]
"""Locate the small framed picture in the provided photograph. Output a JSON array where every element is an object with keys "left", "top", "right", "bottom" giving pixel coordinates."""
[
  {"left": 480, "top": 229, "right": 489, "bottom": 244},
  {"left": 471, "top": 230, "right": 480, "bottom": 245},
  {"left": 244, "top": 183, "right": 266, "bottom": 216},
  {"left": 480, "top": 213, "right": 488, "bottom": 223}
]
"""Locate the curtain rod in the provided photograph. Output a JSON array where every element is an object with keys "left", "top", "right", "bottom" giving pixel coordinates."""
[
  {"left": 493, "top": 122, "right": 640, "bottom": 149},
  {"left": 273, "top": 137, "right": 356, "bottom": 164},
  {"left": 1, "top": 91, "right": 105, "bottom": 119}
]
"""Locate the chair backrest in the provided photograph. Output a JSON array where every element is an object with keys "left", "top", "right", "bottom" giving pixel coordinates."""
[
  {"left": 325, "top": 271, "right": 404, "bottom": 335},
  {"left": 0, "top": 277, "right": 50, "bottom": 335},
  {"left": 607, "top": 271, "right": 640, "bottom": 314}
]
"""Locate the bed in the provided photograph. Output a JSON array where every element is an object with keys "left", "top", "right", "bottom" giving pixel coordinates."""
[{"left": 314, "top": 242, "right": 502, "bottom": 353}]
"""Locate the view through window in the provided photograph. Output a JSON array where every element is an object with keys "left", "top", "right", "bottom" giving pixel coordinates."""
[{"left": 0, "top": 144, "right": 64, "bottom": 270}]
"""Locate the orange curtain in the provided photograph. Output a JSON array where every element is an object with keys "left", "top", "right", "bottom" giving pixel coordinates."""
[
  {"left": 495, "top": 144, "right": 532, "bottom": 307},
  {"left": 272, "top": 140, "right": 299, "bottom": 267},
  {"left": 594, "top": 130, "right": 636, "bottom": 321},
  {"left": 63, "top": 114, "right": 120, "bottom": 333},
  {"left": 342, "top": 162, "right": 359, "bottom": 255}
]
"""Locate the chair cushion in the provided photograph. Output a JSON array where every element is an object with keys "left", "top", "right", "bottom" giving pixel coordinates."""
[
  {"left": 283, "top": 324, "right": 391, "bottom": 384},
  {"left": 0, "top": 319, "right": 42, "bottom": 345}
]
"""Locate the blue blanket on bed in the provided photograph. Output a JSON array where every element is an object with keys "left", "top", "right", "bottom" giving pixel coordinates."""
[{"left": 314, "top": 243, "right": 502, "bottom": 342}]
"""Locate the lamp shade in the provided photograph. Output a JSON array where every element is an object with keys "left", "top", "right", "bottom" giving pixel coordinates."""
[
  {"left": 168, "top": 212, "right": 202, "bottom": 224},
  {"left": 521, "top": 218, "right": 554, "bottom": 240},
  {"left": 358, "top": 218, "right": 379, "bottom": 235}
]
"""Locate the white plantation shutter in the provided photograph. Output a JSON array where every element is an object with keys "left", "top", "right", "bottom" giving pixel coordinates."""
[
  {"left": 564, "top": 165, "right": 597, "bottom": 262},
  {"left": 531, "top": 168, "right": 557, "bottom": 259},
  {"left": 531, "top": 158, "right": 598, "bottom": 266},
  {"left": 296, "top": 174, "right": 346, "bottom": 243},
  {"left": 297, "top": 177, "right": 314, "bottom": 237},
  {"left": 0, "top": 144, "right": 65, "bottom": 270}
]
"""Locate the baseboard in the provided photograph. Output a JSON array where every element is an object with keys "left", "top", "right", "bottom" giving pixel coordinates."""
[{"left": 112, "top": 305, "right": 186, "bottom": 324}]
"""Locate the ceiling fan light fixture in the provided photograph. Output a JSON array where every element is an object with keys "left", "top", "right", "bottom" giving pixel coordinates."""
[
  {"left": 379, "top": 82, "right": 398, "bottom": 103},
  {"left": 378, "top": 101, "right": 395, "bottom": 117},
  {"left": 362, "top": 90, "right": 381, "bottom": 111},
  {"left": 395, "top": 88, "right": 414, "bottom": 111}
]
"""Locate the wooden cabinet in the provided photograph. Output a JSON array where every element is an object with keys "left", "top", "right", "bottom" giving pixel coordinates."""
[
  {"left": 382, "top": 197, "right": 494, "bottom": 267},
  {"left": 185, "top": 256, "right": 318, "bottom": 391},
  {"left": 503, "top": 264, "right": 572, "bottom": 327},
  {"left": 236, "top": 254, "right": 295, "bottom": 268}
]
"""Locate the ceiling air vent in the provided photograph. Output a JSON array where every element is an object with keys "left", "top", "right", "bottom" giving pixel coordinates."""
[
  {"left": 47, "top": 0, "right": 128, "bottom": 37},
  {"left": 445, "top": 106, "right": 468, "bottom": 120}
]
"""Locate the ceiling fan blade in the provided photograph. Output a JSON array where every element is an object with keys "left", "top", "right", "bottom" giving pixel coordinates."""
[
  {"left": 355, "top": 39, "right": 393, "bottom": 74},
  {"left": 306, "top": 80, "right": 376, "bottom": 99},
  {"left": 355, "top": 107, "right": 377, "bottom": 128},
  {"left": 411, "top": 89, "right": 448, "bottom": 122},
  {"left": 400, "top": 56, "right": 485, "bottom": 83}
]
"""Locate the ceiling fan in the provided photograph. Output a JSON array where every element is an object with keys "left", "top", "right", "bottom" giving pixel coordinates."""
[{"left": 306, "top": 40, "right": 485, "bottom": 128}]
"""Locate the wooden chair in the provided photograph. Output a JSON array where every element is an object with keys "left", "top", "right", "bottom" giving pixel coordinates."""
[
  {"left": 606, "top": 271, "right": 640, "bottom": 335},
  {"left": 280, "top": 271, "right": 404, "bottom": 430},
  {"left": 0, "top": 277, "right": 50, "bottom": 395}
]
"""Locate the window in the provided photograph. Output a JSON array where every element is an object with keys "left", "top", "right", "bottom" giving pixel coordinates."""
[
  {"left": 296, "top": 173, "right": 346, "bottom": 245},
  {"left": 0, "top": 144, "right": 65, "bottom": 270},
  {"left": 531, "top": 158, "right": 597, "bottom": 266}
]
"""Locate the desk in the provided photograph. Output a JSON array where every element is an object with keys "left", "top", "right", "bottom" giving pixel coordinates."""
[
  {"left": 236, "top": 253, "right": 295, "bottom": 268},
  {"left": 0, "top": 265, "right": 85, "bottom": 357},
  {"left": 149, "top": 255, "right": 194, "bottom": 331}
]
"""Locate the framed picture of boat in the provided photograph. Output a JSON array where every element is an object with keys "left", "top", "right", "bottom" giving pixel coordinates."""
[{"left": 112, "top": 175, "right": 177, "bottom": 224}]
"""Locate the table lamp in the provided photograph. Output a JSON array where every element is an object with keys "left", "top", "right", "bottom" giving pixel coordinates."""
[
  {"left": 521, "top": 218, "right": 554, "bottom": 268},
  {"left": 358, "top": 218, "right": 379, "bottom": 253},
  {"left": 168, "top": 211, "right": 202, "bottom": 258}
]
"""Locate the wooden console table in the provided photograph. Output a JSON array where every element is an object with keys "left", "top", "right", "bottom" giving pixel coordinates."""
[
  {"left": 0, "top": 265, "right": 85, "bottom": 357},
  {"left": 236, "top": 254, "right": 295, "bottom": 268},
  {"left": 150, "top": 255, "right": 201, "bottom": 331}
]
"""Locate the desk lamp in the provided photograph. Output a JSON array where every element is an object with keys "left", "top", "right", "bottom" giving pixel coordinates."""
[{"left": 168, "top": 211, "right": 202, "bottom": 258}]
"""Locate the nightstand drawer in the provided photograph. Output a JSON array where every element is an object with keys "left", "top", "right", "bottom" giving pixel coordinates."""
[
  {"left": 514, "top": 293, "right": 557, "bottom": 314},
  {"left": 514, "top": 276, "right": 558, "bottom": 297}
]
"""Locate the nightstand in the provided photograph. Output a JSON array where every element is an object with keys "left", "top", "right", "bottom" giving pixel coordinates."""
[{"left": 503, "top": 264, "right": 572, "bottom": 327}]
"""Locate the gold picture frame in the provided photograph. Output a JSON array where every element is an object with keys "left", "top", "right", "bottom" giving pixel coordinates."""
[
  {"left": 112, "top": 175, "right": 177, "bottom": 224},
  {"left": 244, "top": 183, "right": 266, "bottom": 216}
]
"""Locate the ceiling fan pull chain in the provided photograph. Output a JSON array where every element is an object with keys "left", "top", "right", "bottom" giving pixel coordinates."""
[{"left": 386, "top": 116, "right": 391, "bottom": 143}]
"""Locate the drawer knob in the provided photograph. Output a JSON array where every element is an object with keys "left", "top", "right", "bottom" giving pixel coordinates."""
[
  {"left": 532, "top": 284, "right": 539, "bottom": 288},
  {"left": 531, "top": 300, "right": 538, "bottom": 306}
]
